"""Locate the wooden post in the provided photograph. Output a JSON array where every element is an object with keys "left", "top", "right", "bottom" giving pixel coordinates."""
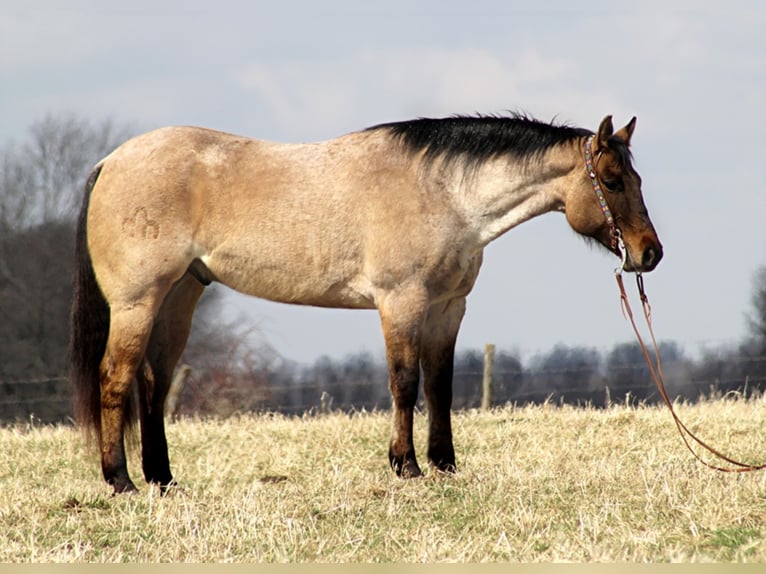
[
  {"left": 166, "top": 364, "right": 192, "bottom": 418},
  {"left": 482, "top": 343, "right": 495, "bottom": 410},
  {"left": 320, "top": 391, "right": 334, "bottom": 415}
]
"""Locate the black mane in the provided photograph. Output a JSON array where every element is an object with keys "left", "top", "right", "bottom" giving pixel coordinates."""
[{"left": 368, "top": 113, "right": 592, "bottom": 169}]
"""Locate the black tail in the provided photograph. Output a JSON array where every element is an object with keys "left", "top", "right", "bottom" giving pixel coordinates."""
[{"left": 69, "top": 163, "right": 137, "bottom": 443}]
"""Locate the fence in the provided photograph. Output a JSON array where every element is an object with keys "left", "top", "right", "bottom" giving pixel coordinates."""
[
  {"left": 171, "top": 360, "right": 766, "bottom": 417},
  {"left": 0, "top": 376, "right": 71, "bottom": 423},
  {"left": 2, "top": 349, "right": 765, "bottom": 424}
]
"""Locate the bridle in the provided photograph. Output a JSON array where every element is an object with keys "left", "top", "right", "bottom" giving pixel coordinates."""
[
  {"left": 584, "top": 134, "right": 766, "bottom": 473},
  {"left": 584, "top": 134, "right": 626, "bottom": 265}
]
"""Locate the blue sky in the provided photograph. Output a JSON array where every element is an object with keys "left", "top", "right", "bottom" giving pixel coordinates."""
[{"left": 3, "top": 1, "right": 764, "bottom": 363}]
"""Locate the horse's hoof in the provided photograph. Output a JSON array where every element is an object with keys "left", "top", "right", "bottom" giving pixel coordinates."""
[
  {"left": 428, "top": 449, "right": 457, "bottom": 474},
  {"left": 432, "top": 462, "right": 457, "bottom": 475},
  {"left": 392, "top": 457, "right": 423, "bottom": 479},
  {"left": 401, "top": 462, "right": 423, "bottom": 478},
  {"left": 159, "top": 479, "right": 181, "bottom": 497},
  {"left": 111, "top": 481, "right": 139, "bottom": 495}
]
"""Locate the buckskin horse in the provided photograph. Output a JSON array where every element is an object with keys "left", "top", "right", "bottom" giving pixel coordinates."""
[{"left": 70, "top": 113, "right": 662, "bottom": 493}]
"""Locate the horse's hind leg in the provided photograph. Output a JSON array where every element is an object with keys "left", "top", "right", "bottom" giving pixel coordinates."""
[
  {"left": 100, "top": 304, "right": 157, "bottom": 493},
  {"left": 420, "top": 297, "right": 466, "bottom": 473},
  {"left": 138, "top": 273, "right": 204, "bottom": 491}
]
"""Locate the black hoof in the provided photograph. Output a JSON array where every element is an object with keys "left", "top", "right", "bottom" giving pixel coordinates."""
[
  {"left": 109, "top": 478, "right": 139, "bottom": 495},
  {"left": 432, "top": 461, "right": 457, "bottom": 474},
  {"left": 158, "top": 478, "right": 179, "bottom": 496},
  {"left": 428, "top": 455, "right": 457, "bottom": 474},
  {"left": 428, "top": 445, "right": 456, "bottom": 474},
  {"left": 390, "top": 453, "right": 423, "bottom": 478}
]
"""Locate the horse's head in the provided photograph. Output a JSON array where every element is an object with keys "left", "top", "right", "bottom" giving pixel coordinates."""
[{"left": 564, "top": 116, "right": 662, "bottom": 272}]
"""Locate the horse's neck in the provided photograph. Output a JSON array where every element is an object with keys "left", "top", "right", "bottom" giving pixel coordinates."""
[{"left": 460, "top": 151, "right": 578, "bottom": 247}]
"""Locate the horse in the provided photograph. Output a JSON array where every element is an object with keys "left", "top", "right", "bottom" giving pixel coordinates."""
[{"left": 69, "top": 112, "right": 662, "bottom": 494}]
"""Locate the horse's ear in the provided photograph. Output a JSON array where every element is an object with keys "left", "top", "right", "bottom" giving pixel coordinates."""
[
  {"left": 596, "top": 115, "right": 614, "bottom": 151},
  {"left": 614, "top": 116, "right": 637, "bottom": 147}
]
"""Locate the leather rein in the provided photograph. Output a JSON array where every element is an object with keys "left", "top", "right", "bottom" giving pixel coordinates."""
[{"left": 584, "top": 135, "right": 766, "bottom": 473}]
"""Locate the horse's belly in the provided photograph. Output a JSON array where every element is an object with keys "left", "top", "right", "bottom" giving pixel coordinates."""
[{"left": 201, "top": 252, "right": 375, "bottom": 310}]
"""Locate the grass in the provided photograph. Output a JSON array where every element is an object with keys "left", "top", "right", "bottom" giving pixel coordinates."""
[{"left": 2, "top": 397, "right": 766, "bottom": 562}]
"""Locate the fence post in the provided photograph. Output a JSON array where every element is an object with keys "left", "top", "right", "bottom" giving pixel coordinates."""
[
  {"left": 166, "top": 364, "right": 192, "bottom": 418},
  {"left": 320, "top": 391, "right": 334, "bottom": 415},
  {"left": 482, "top": 343, "right": 495, "bottom": 410}
]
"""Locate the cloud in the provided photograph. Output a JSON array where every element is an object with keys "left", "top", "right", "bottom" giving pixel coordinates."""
[
  {"left": 234, "top": 47, "right": 631, "bottom": 140},
  {"left": 235, "top": 60, "right": 361, "bottom": 140}
]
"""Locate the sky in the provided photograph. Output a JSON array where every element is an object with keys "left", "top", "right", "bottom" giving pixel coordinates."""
[{"left": 2, "top": 1, "right": 765, "bottom": 364}]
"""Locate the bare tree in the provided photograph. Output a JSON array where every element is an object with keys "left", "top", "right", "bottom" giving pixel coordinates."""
[
  {"left": 747, "top": 266, "right": 766, "bottom": 353},
  {"left": 174, "top": 286, "right": 284, "bottom": 417},
  {"left": 0, "top": 113, "right": 295, "bottom": 422},
  {"left": 0, "top": 113, "right": 132, "bottom": 231},
  {"left": 525, "top": 344, "right": 603, "bottom": 393},
  {"left": 0, "top": 115, "right": 134, "bottom": 422}
]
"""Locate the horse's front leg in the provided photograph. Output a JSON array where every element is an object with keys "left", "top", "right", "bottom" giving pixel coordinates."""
[
  {"left": 378, "top": 286, "right": 429, "bottom": 478},
  {"left": 420, "top": 297, "right": 466, "bottom": 473}
]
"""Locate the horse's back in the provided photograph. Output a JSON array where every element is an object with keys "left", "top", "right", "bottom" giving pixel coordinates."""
[{"left": 88, "top": 126, "right": 389, "bottom": 309}]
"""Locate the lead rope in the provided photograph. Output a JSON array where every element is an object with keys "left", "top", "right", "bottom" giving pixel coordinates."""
[
  {"left": 586, "top": 133, "right": 765, "bottom": 471},
  {"left": 614, "top": 261, "right": 766, "bottom": 472}
]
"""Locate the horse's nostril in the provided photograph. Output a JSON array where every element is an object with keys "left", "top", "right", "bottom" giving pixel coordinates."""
[{"left": 642, "top": 245, "right": 662, "bottom": 270}]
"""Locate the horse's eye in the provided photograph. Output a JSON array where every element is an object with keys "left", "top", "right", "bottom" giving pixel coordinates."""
[{"left": 602, "top": 179, "right": 624, "bottom": 193}]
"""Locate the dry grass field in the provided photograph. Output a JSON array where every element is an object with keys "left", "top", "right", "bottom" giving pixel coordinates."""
[{"left": 2, "top": 397, "right": 766, "bottom": 562}]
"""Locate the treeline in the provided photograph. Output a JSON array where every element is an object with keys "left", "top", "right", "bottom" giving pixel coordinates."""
[
  {"left": 168, "top": 339, "right": 766, "bottom": 419},
  {"left": 2, "top": 114, "right": 766, "bottom": 423}
]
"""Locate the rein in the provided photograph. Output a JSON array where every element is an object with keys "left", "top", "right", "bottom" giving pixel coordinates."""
[{"left": 584, "top": 135, "right": 766, "bottom": 473}]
